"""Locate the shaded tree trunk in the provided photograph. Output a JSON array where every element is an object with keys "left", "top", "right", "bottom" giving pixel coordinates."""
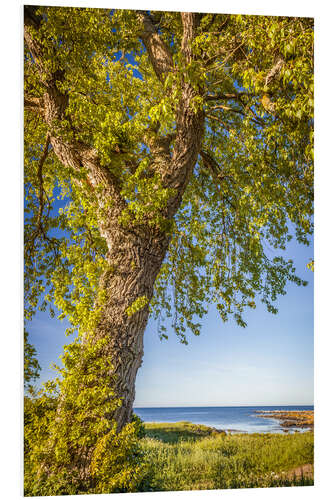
[{"left": 93, "top": 227, "right": 170, "bottom": 430}]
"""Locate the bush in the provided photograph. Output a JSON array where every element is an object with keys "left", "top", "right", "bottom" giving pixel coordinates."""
[{"left": 24, "top": 338, "right": 146, "bottom": 496}]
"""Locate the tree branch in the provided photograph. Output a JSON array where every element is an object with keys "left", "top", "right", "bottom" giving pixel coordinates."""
[
  {"left": 180, "top": 12, "right": 200, "bottom": 63},
  {"left": 265, "top": 58, "right": 284, "bottom": 88},
  {"left": 24, "top": 11, "right": 127, "bottom": 212},
  {"left": 200, "top": 149, "right": 236, "bottom": 208},
  {"left": 206, "top": 104, "right": 264, "bottom": 127},
  {"left": 209, "top": 104, "right": 245, "bottom": 116},
  {"left": 24, "top": 96, "right": 45, "bottom": 117},
  {"left": 36, "top": 133, "right": 51, "bottom": 238},
  {"left": 163, "top": 12, "right": 205, "bottom": 218},
  {"left": 137, "top": 11, "right": 174, "bottom": 82},
  {"left": 205, "top": 92, "right": 254, "bottom": 101},
  {"left": 25, "top": 133, "right": 59, "bottom": 257}
]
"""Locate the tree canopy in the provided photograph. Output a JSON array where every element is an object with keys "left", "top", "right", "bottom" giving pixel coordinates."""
[{"left": 24, "top": 8, "right": 313, "bottom": 344}]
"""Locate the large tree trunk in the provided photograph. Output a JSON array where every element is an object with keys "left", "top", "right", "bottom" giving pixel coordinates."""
[
  {"left": 93, "top": 92, "right": 204, "bottom": 431},
  {"left": 93, "top": 227, "right": 170, "bottom": 430}
]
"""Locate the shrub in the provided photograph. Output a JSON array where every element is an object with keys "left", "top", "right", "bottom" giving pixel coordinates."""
[{"left": 24, "top": 337, "right": 146, "bottom": 496}]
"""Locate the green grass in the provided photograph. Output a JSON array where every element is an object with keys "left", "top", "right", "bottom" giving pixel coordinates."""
[
  {"left": 140, "top": 422, "right": 314, "bottom": 491},
  {"left": 144, "top": 421, "right": 225, "bottom": 443}
]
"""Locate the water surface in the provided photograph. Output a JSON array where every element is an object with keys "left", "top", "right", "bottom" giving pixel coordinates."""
[{"left": 134, "top": 405, "right": 314, "bottom": 433}]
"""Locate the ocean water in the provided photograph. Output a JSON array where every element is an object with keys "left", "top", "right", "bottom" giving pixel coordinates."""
[{"left": 133, "top": 405, "right": 314, "bottom": 434}]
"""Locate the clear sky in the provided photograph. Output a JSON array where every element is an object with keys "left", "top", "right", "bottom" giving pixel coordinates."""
[{"left": 28, "top": 228, "right": 313, "bottom": 407}]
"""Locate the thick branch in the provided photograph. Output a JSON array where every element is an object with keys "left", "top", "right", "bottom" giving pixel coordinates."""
[
  {"left": 180, "top": 12, "right": 200, "bottom": 63},
  {"left": 163, "top": 12, "right": 204, "bottom": 218},
  {"left": 137, "top": 11, "right": 174, "bottom": 82},
  {"left": 265, "top": 58, "right": 284, "bottom": 88},
  {"left": 24, "top": 13, "right": 126, "bottom": 214},
  {"left": 137, "top": 11, "right": 204, "bottom": 220},
  {"left": 24, "top": 96, "right": 45, "bottom": 117}
]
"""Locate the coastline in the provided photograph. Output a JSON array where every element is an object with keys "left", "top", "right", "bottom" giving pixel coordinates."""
[
  {"left": 254, "top": 410, "right": 314, "bottom": 430},
  {"left": 134, "top": 405, "right": 314, "bottom": 434}
]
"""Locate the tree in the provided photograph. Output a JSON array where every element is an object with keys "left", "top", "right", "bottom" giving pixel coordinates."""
[{"left": 24, "top": 6, "right": 313, "bottom": 486}]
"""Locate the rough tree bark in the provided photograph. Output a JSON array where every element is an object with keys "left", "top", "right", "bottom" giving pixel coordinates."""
[{"left": 24, "top": 8, "right": 204, "bottom": 431}]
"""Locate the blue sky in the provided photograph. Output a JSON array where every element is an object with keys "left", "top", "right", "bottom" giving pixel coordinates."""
[
  {"left": 133, "top": 232, "right": 312, "bottom": 407},
  {"left": 28, "top": 229, "right": 313, "bottom": 407}
]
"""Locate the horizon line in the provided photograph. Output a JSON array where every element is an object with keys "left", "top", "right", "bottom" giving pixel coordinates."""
[{"left": 133, "top": 403, "right": 314, "bottom": 408}]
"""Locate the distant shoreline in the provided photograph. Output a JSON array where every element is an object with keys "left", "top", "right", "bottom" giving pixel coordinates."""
[
  {"left": 254, "top": 410, "right": 314, "bottom": 430},
  {"left": 134, "top": 404, "right": 314, "bottom": 409},
  {"left": 134, "top": 405, "right": 314, "bottom": 434}
]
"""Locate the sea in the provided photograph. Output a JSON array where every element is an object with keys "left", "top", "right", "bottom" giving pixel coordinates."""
[{"left": 133, "top": 405, "right": 314, "bottom": 434}]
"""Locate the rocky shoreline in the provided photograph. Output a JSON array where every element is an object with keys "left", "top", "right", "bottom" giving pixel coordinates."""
[{"left": 254, "top": 410, "right": 314, "bottom": 430}]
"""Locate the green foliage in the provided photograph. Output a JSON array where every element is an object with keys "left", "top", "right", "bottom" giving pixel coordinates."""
[
  {"left": 25, "top": 9, "right": 313, "bottom": 344},
  {"left": 126, "top": 295, "right": 149, "bottom": 317},
  {"left": 141, "top": 424, "right": 314, "bottom": 491},
  {"left": 24, "top": 329, "right": 41, "bottom": 390},
  {"left": 90, "top": 418, "right": 146, "bottom": 494},
  {"left": 150, "top": 15, "right": 313, "bottom": 341},
  {"left": 145, "top": 421, "right": 223, "bottom": 443},
  {"left": 131, "top": 413, "right": 146, "bottom": 439},
  {"left": 24, "top": 337, "right": 147, "bottom": 496}
]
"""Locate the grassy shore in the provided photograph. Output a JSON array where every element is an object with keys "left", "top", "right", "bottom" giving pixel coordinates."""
[{"left": 140, "top": 422, "right": 314, "bottom": 491}]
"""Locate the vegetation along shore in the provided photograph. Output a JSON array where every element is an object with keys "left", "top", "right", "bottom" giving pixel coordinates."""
[{"left": 139, "top": 421, "right": 314, "bottom": 491}]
